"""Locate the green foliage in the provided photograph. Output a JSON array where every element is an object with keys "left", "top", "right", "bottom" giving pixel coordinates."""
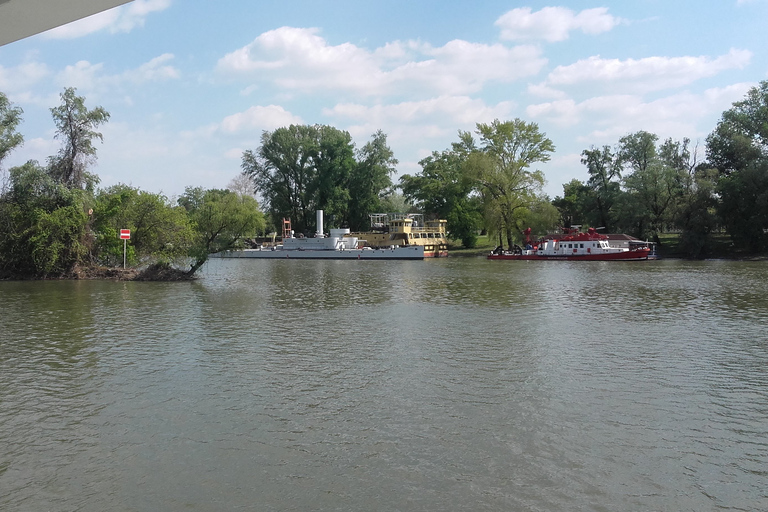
[
  {"left": 93, "top": 185, "right": 194, "bottom": 266},
  {"left": 707, "top": 81, "right": 768, "bottom": 175},
  {"left": 0, "top": 162, "right": 88, "bottom": 278},
  {"left": 1, "top": 92, "right": 24, "bottom": 171},
  {"left": 180, "top": 187, "right": 266, "bottom": 275},
  {"left": 580, "top": 145, "right": 622, "bottom": 231},
  {"left": 47, "top": 87, "right": 109, "bottom": 190},
  {"left": 400, "top": 134, "right": 481, "bottom": 248},
  {"left": 348, "top": 130, "right": 396, "bottom": 231},
  {"left": 470, "top": 119, "right": 554, "bottom": 250},
  {"left": 716, "top": 160, "right": 768, "bottom": 253},
  {"left": 706, "top": 80, "right": 768, "bottom": 252},
  {"left": 241, "top": 124, "right": 394, "bottom": 233}
]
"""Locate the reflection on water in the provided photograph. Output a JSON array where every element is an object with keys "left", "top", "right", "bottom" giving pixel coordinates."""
[{"left": 1, "top": 258, "right": 767, "bottom": 510}]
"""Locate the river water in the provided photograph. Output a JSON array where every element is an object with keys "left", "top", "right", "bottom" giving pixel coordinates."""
[{"left": 1, "top": 257, "right": 767, "bottom": 511}]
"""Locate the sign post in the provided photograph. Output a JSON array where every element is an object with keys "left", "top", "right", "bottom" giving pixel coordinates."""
[{"left": 120, "top": 229, "right": 131, "bottom": 268}]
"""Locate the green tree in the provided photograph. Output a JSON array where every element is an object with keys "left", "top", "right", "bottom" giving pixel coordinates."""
[
  {"left": 93, "top": 185, "right": 194, "bottom": 266},
  {"left": 469, "top": 119, "right": 554, "bottom": 250},
  {"left": 707, "top": 81, "right": 768, "bottom": 175},
  {"left": 620, "top": 132, "right": 683, "bottom": 243},
  {"left": 242, "top": 124, "right": 360, "bottom": 233},
  {"left": 707, "top": 80, "right": 768, "bottom": 252},
  {"left": 552, "top": 178, "right": 596, "bottom": 228},
  {"left": 400, "top": 132, "right": 481, "bottom": 247},
  {"left": 580, "top": 145, "right": 622, "bottom": 231},
  {"left": 309, "top": 125, "right": 356, "bottom": 229},
  {"left": 179, "top": 187, "right": 265, "bottom": 276},
  {"left": 1, "top": 92, "right": 24, "bottom": 169},
  {"left": 675, "top": 166, "right": 719, "bottom": 258},
  {"left": 348, "top": 130, "right": 397, "bottom": 231},
  {"left": 0, "top": 161, "right": 88, "bottom": 278}
]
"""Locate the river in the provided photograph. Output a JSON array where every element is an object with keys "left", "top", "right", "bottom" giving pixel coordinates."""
[{"left": 1, "top": 257, "right": 767, "bottom": 511}]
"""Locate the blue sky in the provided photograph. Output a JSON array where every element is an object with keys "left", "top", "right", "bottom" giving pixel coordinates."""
[{"left": 1, "top": 0, "right": 767, "bottom": 200}]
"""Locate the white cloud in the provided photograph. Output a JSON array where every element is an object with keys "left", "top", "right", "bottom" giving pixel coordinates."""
[
  {"left": 129, "top": 54, "right": 180, "bottom": 83},
  {"left": 52, "top": 55, "right": 180, "bottom": 95},
  {"left": 0, "top": 62, "right": 51, "bottom": 95},
  {"left": 541, "top": 48, "right": 752, "bottom": 93},
  {"left": 527, "top": 83, "right": 754, "bottom": 145},
  {"left": 217, "top": 27, "right": 546, "bottom": 97},
  {"left": 43, "top": 0, "right": 171, "bottom": 39},
  {"left": 495, "top": 7, "right": 623, "bottom": 42},
  {"left": 55, "top": 61, "right": 105, "bottom": 90},
  {"left": 219, "top": 105, "right": 304, "bottom": 134}
]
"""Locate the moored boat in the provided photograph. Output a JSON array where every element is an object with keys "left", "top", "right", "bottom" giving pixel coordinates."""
[
  {"left": 488, "top": 227, "right": 654, "bottom": 261},
  {"left": 346, "top": 213, "right": 448, "bottom": 257},
  {"left": 214, "top": 210, "right": 426, "bottom": 260}
]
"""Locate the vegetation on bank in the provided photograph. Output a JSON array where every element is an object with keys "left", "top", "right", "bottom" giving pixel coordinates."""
[
  {"left": 1, "top": 81, "right": 767, "bottom": 279},
  {"left": 0, "top": 88, "right": 265, "bottom": 280}
]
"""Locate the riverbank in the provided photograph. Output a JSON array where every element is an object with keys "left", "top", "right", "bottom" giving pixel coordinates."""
[{"left": 0, "top": 262, "right": 196, "bottom": 281}]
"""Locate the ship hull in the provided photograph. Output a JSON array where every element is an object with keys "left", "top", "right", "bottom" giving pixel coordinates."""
[
  {"left": 214, "top": 246, "right": 426, "bottom": 260},
  {"left": 488, "top": 248, "right": 651, "bottom": 261}
]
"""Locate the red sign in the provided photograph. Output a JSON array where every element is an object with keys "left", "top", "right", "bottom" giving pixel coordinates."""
[{"left": 120, "top": 229, "right": 131, "bottom": 240}]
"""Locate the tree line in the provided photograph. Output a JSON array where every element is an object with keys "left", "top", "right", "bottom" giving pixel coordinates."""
[
  {"left": 0, "top": 88, "right": 264, "bottom": 279},
  {"left": 400, "top": 81, "right": 768, "bottom": 257},
  {"left": 2, "top": 80, "right": 767, "bottom": 279},
  {"left": 553, "top": 81, "right": 768, "bottom": 257}
]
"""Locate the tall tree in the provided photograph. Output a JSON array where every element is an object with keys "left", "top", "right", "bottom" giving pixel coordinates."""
[
  {"left": 93, "top": 185, "right": 194, "bottom": 266},
  {"left": 469, "top": 119, "right": 554, "bottom": 250},
  {"left": 348, "top": 130, "right": 396, "bottom": 231},
  {"left": 179, "top": 187, "right": 265, "bottom": 276},
  {"left": 242, "top": 124, "right": 359, "bottom": 233},
  {"left": 580, "top": 145, "right": 622, "bottom": 231},
  {"left": 400, "top": 131, "right": 481, "bottom": 247},
  {"left": 707, "top": 80, "right": 768, "bottom": 252},
  {"left": 619, "top": 132, "right": 683, "bottom": 243},
  {"left": 309, "top": 125, "right": 356, "bottom": 229},
  {"left": 1, "top": 92, "right": 24, "bottom": 193},
  {"left": 0, "top": 92, "right": 23, "bottom": 168},
  {"left": 47, "top": 88, "right": 110, "bottom": 190}
]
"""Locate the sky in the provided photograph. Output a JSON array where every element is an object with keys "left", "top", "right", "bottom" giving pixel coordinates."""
[{"left": 1, "top": 0, "right": 767, "bottom": 200}]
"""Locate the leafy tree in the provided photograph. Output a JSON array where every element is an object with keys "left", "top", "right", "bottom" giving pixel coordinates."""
[
  {"left": 552, "top": 178, "right": 596, "bottom": 228},
  {"left": 707, "top": 80, "right": 768, "bottom": 252},
  {"left": 707, "top": 80, "right": 768, "bottom": 175},
  {"left": 47, "top": 87, "right": 109, "bottom": 190},
  {"left": 0, "top": 161, "right": 88, "bottom": 278},
  {"left": 93, "top": 185, "right": 194, "bottom": 266},
  {"left": 469, "top": 119, "right": 554, "bottom": 250},
  {"left": 619, "top": 132, "right": 683, "bottom": 243},
  {"left": 179, "top": 187, "right": 265, "bottom": 275},
  {"left": 309, "top": 125, "right": 356, "bottom": 230},
  {"left": 400, "top": 132, "right": 481, "bottom": 247},
  {"left": 580, "top": 145, "right": 622, "bottom": 231},
  {"left": 1, "top": 92, "right": 24, "bottom": 172},
  {"left": 348, "top": 130, "right": 396, "bottom": 231},
  {"left": 675, "top": 166, "right": 719, "bottom": 258},
  {"left": 717, "top": 161, "right": 768, "bottom": 252},
  {"left": 242, "top": 124, "right": 359, "bottom": 233}
]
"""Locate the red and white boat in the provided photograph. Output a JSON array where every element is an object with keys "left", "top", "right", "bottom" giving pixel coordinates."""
[{"left": 488, "top": 227, "right": 654, "bottom": 261}]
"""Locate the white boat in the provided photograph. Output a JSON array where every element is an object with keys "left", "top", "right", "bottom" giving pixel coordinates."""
[{"left": 213, "top": 210, "right": 426, "bottom": 260}]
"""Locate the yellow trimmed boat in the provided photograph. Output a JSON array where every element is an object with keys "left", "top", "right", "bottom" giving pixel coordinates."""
[{"left": 346, "top": 214, "right": 448, "bottom": 257}]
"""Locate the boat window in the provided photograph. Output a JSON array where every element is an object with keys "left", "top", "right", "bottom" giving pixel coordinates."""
[{"left": 580, "top": 243, "right": 584, "bottom": 248}]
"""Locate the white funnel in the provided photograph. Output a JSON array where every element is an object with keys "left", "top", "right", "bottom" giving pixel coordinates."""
[{"left": 316, "top": 210, "right": 324, "bottom": 238}]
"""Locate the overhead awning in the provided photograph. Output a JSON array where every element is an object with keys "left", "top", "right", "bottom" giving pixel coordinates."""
[{"left": 0, "top": 0, "right": 133, "bottom": 46}]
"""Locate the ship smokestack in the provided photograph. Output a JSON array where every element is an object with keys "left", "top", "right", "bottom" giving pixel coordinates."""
[{"left": 316, "top": 210, "right": 324, "bottom": 238}]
